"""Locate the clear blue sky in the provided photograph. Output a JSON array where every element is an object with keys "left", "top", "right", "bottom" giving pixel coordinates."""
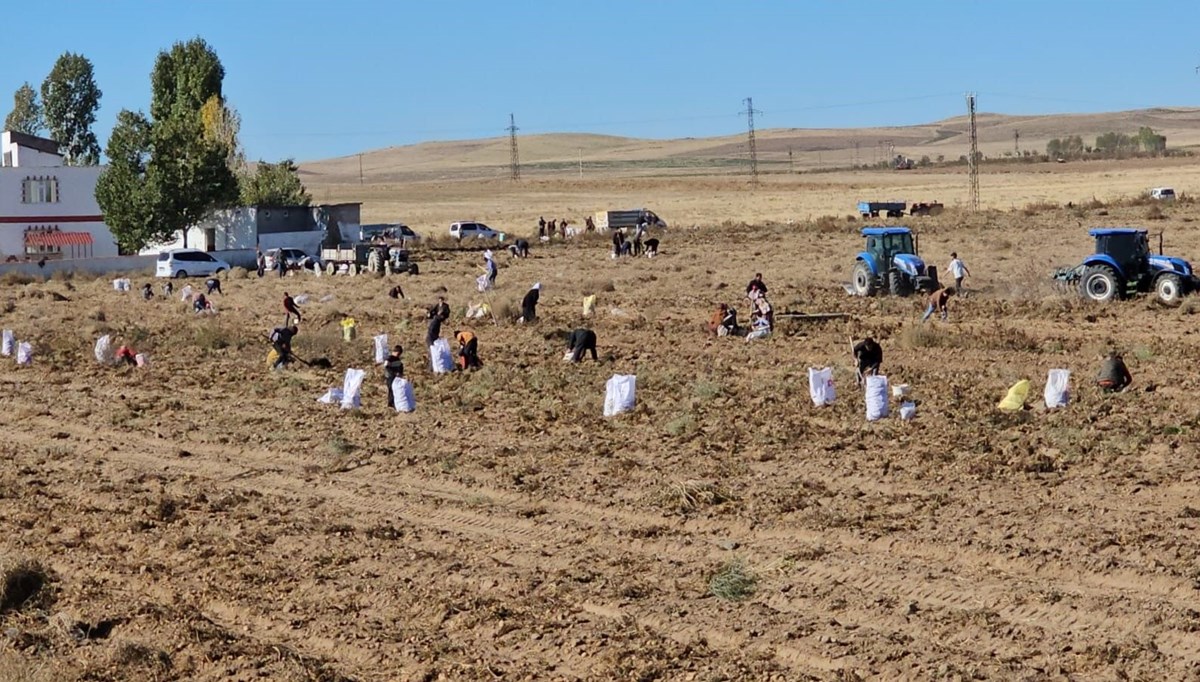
[{"left": 3, "top": 0, "right": 1197, "bottom": 162}]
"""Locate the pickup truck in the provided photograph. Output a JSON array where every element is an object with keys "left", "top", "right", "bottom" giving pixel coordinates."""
[{"left": 593, "top": 209, "right": 666, "bottom": 231}]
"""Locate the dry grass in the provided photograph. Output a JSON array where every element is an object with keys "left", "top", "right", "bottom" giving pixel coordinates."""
[
  {"left": 709, "top": 559, "right": 757, "bottom": 601},
  {"left": 658, "top": 480, "right": 735, "bottom": 514},
  {"left": 0, "top": 558, "right": 51, "bottom": 614}
]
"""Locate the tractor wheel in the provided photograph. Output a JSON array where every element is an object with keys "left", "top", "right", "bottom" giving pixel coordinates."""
[
  {"left": 888, "top": 270, "right": 914, "bottom": 297},
  {"left": 852, "top": 261, "right": 877, "bottom": 297},
  {"left": 1156, "top": 273, "right": 1183, "bottom": 305},
  {"left": 1080, "top": 265, "right": 1121, "bottom": 302}
]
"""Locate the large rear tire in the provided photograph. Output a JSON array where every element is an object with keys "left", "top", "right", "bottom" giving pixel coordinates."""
[
  {"left": 1080, "top": 265, "right": 1121, "bottom": 302},
  {"left": 1156, "top": 273, "right": 1183, "bottom": 305},
  {"left": 852, "top": 261, "right": 877, "bottom": 297},
  {"left": 888, "top": 270, "right": 914, "bottom": 297}
]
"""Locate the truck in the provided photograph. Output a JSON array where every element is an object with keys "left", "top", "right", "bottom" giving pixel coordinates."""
[
  {"left": 857, "top": 201, "right": 907, "bottom": 219},
  {"left": 593, "top": 209, "right": 666, "bottom": 231},
  {"left": 320, "top": 243, "right": 419, "bottom": 275}
]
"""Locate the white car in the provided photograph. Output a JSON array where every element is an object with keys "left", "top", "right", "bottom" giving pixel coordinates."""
[
  {"left": 1150, "top": 187, "right": 1176, "bottom": 201},
  {"left": 155, "top": 249, "right": 231, "bottom": 278},
  {"left": 449, "top": 221, "right": 499, "bottom": 240}
]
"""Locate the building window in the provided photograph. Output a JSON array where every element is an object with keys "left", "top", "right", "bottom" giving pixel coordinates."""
[
  {"left": 21, "top": 176, "right": 59, "bottom": 204},
  {"left": 2, "top": 151, "right": 10, "bottom": 167}
]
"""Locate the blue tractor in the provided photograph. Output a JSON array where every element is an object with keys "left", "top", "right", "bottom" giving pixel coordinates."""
[
  {"left": 1054, "top": 228, "right": 1199, "bottom": 304},
  {"left": 850, "top": 227, "right": 940, "bottom": 297}
]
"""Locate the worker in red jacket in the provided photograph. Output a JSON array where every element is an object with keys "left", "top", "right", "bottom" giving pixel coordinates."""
[{"left": 283, "top": 292, "right": 302, "bottom": 323}]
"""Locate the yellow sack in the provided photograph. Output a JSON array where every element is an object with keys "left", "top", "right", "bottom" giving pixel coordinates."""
[
  {"left": 340, "top": 317, "right": 357, "bottom": 341},
  {"left": 583, "top": 294, "right": 597, "bottom": 317},
  {"left": 266, "top": 348, "right": 280, "bottom": 367},
  {"left": 998, "top": 379, "right": 1030, "bottom": 412}
]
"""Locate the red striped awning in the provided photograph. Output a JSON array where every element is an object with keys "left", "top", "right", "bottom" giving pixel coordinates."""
[{"left": 24, "top": 231, "right": 93, "bottom": 247}]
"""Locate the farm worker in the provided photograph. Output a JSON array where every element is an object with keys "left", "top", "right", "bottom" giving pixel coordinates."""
[
  {"left": 384, "top": 345, "right": 405, "bottom": 408},
  {"left": 611, "top": 229, "right": 624, "bottom": 258},
  {"left": 256, "top": 249, "right": 266, "bottom": 278},
  {"left": 275, "top": 254, "right": 286, "bottom": 278},
  {"left": 1096, "top": 351, "right": 1132, "bottom": 393},
  {"left": 508, "top": 239, "right": 530, "bottom": 259},
  {"left": 708, "top": 304, "right": 727, "bottom": 336},
  {"left": 585, "top": 216, "right": 596, "bottom": 232},
  {"left": 269, "top": 325, "right": 298, "bottom": 370},
  {"left": 538, "top": 216, "right": 546, "bottom": 239},
  {"left": 455, "top": 330, "right": 481, "bottom": 370},
  {"left": 115, "top": 345, "right": 137, "bottom": 367},
  {"left": 483, "top": 251, "right": 498, "bottom": 287},
  {"left": 631, "top": 223, "right": 646, "bottom": 256},
  {"left": 567, "top": 328, "right": 598, "bottom": 363},
  {"left": 921, "top": 287, "right": 955, "bottom": 323},
  {"left": 560, "top": 219, "right": 568, "bottom": 239},
  {"left": 751, "top": 296, "right": 773, "bottom": 331},
  {"left": 644, "top": 238, "right": 659, "bottom": 257},
  {"left": 193, "top": 293, "right": 210, "bottom": 313},
  {"left": 388, "top": 285, "right": 405, "bottom": 300},
  {"left": 205, "top": 277, "right": 222, "bottom": 295},
  {"left": 948, "top": 252, "right": 971, "bottom": 290},
  {"left": 548, "top": 219, "right": 558, "bottom": 239},
  {"left": 853, "top": 337, "right": 883, "bottom": 384},
  {"left": 429, "top": 296, "right": 450, "bottom": 322},
  {"left": 521, "top": 283, "right": 541, "bottom": 323},
  {"left": 141, "top": 283, "right": 153, "bottom": 301},
  {"left": 283, "top": 292, "right": 302, "bottom": 323},
  {"left": 746, "top": 273, "right": 768, "bottom": 300}
]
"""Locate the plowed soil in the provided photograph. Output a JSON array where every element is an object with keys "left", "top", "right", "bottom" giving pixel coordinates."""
[{"left": 4, "top": 200, "right": 1200, "bottom": 681}]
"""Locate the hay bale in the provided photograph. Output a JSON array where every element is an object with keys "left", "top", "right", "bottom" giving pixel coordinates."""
[{"left": 0, "top": 558, "right": 51, "bottom": 613}]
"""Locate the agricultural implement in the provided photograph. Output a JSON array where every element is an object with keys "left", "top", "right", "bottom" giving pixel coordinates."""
[
  {"left": 857, "top": 201, "right": 906, "bottom": 218},
  {"left": 1052, "top": 228, "right": 1198, "bottom": 304},
  {"left": 845, "top": 227, "right": 939, "bottom": 298}
]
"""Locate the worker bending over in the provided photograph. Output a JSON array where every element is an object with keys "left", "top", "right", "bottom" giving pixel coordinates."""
[
  {"left": 270, "top": 325, "right": 298, "bottom": 370},
  {"left": 384, "top": 345, "right": 405, "bottom": 408},
  {"left": 567, "top": 328, "right": 598, "bottom": 362},
  {"left": 1096, "top": 351, "right": 1132, "bottom": 393},
  {"left": 853, "top": 337, "right": 883, "bottom": 384},
  {"left": 455, "top": 330, "right": 481, "bottom": 370}
]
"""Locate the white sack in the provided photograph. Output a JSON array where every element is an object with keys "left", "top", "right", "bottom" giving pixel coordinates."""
[
  {"left": 392, "top": 378, "right": 416, "bottom": 413},
  {"left": 373, "top": 333, "right": 389, "bottom": 364},
  {"left": 808, "top": 367, "right": 836, "bottom": 407},
  {"left": 16, "top": 342, "right": 32, "bottom": 366},
  {"left": 429, "top": 339, "right": 453, "bottom": 374},
  {"left": 135, "top": 353, "right": 149, "bottom": 367},
  {"left": 112, "top": 278, "right": 130, "bottom": 292},
  {"left": 317, "top": 387, "right": 344, "bottom": 404},
  {"left": 340, "top": 368, "right": 365, "bottom": 409},
  {"left": 1044, "top": 369, "right": 1070, "bottom": 409},
  {"left": 865, "top": 375, "right": 890, "bottom": 422},
  {"left": 1, "top": 329, "right": 13, "bottom": 357},
  {"left": 94, "top": 335, "right": 113, "bottom": 364},
  {"left": 899, "top": 401, "right": 917, "bottom": 421},
  {"left": 603, "top": 374, "right": 637, "bottom": 417},
  {"left": 476, "top": 273, "right": 492, "bottom": 293}
]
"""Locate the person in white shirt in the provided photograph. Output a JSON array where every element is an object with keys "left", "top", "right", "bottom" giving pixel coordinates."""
[{"left": 948, "top": 252, "right": 970, "bottom": 290}]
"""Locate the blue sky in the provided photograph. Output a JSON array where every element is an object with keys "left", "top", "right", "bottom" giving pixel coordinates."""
[{"left": 3, "top": 0, "right": 1197, "bottom": 162}]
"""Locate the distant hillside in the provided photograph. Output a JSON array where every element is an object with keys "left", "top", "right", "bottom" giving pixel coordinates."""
[{"left": 301, "top": 107, "right": 1200, "bottom": 184}]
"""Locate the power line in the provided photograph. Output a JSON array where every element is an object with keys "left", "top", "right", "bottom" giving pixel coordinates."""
[
  {"left": 507, "top": 113, "right": 520, "bottom": 182},
  {"left": 966, "top": 93, "right": 979, "bottom": 211},
  {"left": 742, "top": 97, "right": 762, "bottom": 184}
]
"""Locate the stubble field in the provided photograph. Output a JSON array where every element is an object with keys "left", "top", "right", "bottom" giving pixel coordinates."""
[{"left": 4, "top": 166, "right": 1200, "bottom": 681}]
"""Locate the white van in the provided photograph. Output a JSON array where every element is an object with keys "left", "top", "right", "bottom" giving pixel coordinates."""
[
  {"left": 1150, "top": 187, "right": 1176, "bottom": 201},
  {"left": 155, "top": 249, "right": 231, "bottom": 278},
  {"left": 449, "top": 221, "right": 500, "bottom": 240}
]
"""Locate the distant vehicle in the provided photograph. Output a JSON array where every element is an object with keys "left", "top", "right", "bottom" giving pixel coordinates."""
[
  {"left": 1052, "top": 227, "right": 1197, "bottom": 304},
  {"left": 909, "top": 202, "right": 944, "bottom": 217},
  {"left": 449, "top": 221, "right": 500, "bottom": 240},
  {"left": 265, "top": 247, "right": 320, "bottom": 271},
  {"left": 320, "top": 243, "right": 419, "bottom": 275},
  {"left": 848, "top": 226, "right": 939, "bottom": 297},
  {"left": 893, "top": 155, "right": 915, "bottom": 170},
  {"left": 857, "top": 201, "right": 906, "bottom": 219},
  {"left": 1150, "top": 187, "right": 1176, "bottom": 201},
  {"left": 155, "top": 249, "right": 230, "bottom": 279},
  {"left": 593, "top": 209, "right": 666, "bottom": 231},
  {"left": 360, "top": 223, "right": 422, "bottom": 242}
]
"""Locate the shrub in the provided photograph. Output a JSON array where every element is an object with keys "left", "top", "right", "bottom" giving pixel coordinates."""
[
  {"left": 1145, "top": 205, "right": 1166, "bottom": 221},
  {"left": 1021, "top": 200, "right": 1059, "bottom": 216},
  {"left": 709, "top": 559, "right": 757, "bottom": 601},
  {"left": 0, "top": 272, "right": 37, "bottom": 286},
  {"left": 228, "top": 267, "right": 249, "bottom": 280}
]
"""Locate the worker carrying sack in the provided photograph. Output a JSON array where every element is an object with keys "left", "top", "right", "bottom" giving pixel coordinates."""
[
  {"left": 998, "top": 380, "right": 1031, "bottom": 412},
  {"left": 392, "top": 377, "right": 416, "bottom": 413},
  {"left": 808, "top": 367, "right": 835, "bottom": 407},
  {"left": 340, "top": 368, "right": 365, "bottom": 409},
  {"left": 429, "top": 339, "right": 453, "bottom": 374},
  {"left": 15, "top": 342, "right": 32, "bottom": 366},
  {"left": 94, "top": 335, "right": 113, "bottom": 364},
  {"left": 603, "top": 374, "right": 637, "bottom": 417},
  {"left": 3, "top": 329, "right": 15, "bottom": 356},
  {"left": 865, "top": 375, "right": 889, "bottom": 421},
  {"left": 374, "top": 334, "right": 388, "bottom": 364},
  {"left": 1044, "top": 369, "right": 1070, "bottom": 409}
]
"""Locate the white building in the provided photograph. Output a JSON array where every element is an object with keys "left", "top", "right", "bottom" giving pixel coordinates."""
[
  {"left": 0, "top": 130, "right": 117, "bottom": 261},
  {"left": 142, "top": 203, "right": 361, "bottom": 258}
]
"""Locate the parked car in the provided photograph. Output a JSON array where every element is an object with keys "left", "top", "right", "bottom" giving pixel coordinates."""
[
  {"left": 155, "top": 249, "right": 231, "bottom": 278},
  {"left": 265, "top": 247, "right": 321, "bottom": 271},
  {"left": 395, "top": 225, "right": 422, "bottom": 242},
  {"left": 1150, "top": 187, "right": 1176, "bottom": 201},
  {"left": 449, "top": 221, "right": 500, "bottom": 240}
]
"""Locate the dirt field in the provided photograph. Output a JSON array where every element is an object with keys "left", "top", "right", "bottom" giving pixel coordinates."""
[{"left": 5, "top": 177, "right": 1200, "bottom": 680}]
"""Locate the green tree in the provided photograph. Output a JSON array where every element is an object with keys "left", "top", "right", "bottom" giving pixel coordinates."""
[
  {"left": 4, "top": 82, "right": 43, "bottom": 135},
  {"left": 1136, "top": 126, "right": 1166, "bottom": 154},
  {"left": 40, "top": 52, "right": 102, "bottom": 165},
  {"left": 147, "top": 114, "right": 240, "bottom": 247},
  {"left": 1046, "top": 138, "right": 1062, "bottom": 158},
  {"left": 95, "top": 110, "right": 159, "bottom": 252},
  {"left": 200, "top": 94, "right": 245, "bottom": 174},
  {"left": 151, "top": 38, "right": 224, "bottom": 122},
  {"left": 240, "top": 159, "right": 312, "bottom": 206}
]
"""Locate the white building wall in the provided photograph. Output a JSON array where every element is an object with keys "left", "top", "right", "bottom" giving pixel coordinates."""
[
  {"left": 1, "top": 132, "right": 63, "bottom": 168},
  {"left": 0, "top": 166, "right": 118, "bottom": 259}
]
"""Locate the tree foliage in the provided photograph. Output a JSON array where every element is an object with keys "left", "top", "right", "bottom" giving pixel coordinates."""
[
  {"left": 95, "top": 111, "right": 157, "bottom": 253},
  {"left": 1045, "top": 135, "right": 1085, "bottom": 160},
  {"left": 40, "top": 52, "right": 102, "bottom": 165},
  {"left": 200, "top": 94, "right": 245, "bottom": 173},
  {"left": 148, "top": 114, "right": 240, "bottom": 242},
  {"left": 4, "top": 83, "right": 43, "bottom": 135},
  {"left": 151, "top": 39, "right": 224, "bottom": 122},
  {"left": 240, "top": 159, "right": 312, "bottom": 206}
]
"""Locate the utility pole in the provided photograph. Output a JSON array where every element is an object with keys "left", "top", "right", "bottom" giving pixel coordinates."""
[
  {"left": 507, "top": 113, "right": 521, "bottom": 182},
  {"left": 853, "top": 140, "right": 860, "bottom": 167},
  {"left": 578, "top": 148, "right": 583, "bottom": 179},
  {"left": 742, "top": 97, "right": 761, "bottom": 184},
  {"left": 1014, "top": 130, "right": 1020, "bottom": 156},
  {"left": 358, "top": 153, "right": 363, "bottom": 185},
  {"left": 966, "top": 93, "right": 980, "bottom": 211},
  {"left": 788, "top": 147, "right": 794, "bottom": 174}
]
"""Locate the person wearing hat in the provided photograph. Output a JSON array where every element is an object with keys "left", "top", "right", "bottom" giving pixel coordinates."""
[
  {"left": 521, "top": 283, "right": 541, "bottom": 323},
  {"left": 483, "top": 250, "right": 498, "bottom": 288},
  {"left": 383, "top": 344, "right": 405, "bottom": 408}
]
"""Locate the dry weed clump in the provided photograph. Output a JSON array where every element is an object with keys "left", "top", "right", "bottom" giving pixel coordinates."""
[
  {"left": 658, "top": 480, "right": 735, "bottom": 514},
  {"left": 811, "top": 215, "right": 842, "bottom": 234},
  {"left": 1145, "top": 205, "right": 1166, "bottom": 221},
  {"left": 709, "top": 559, "right": 757, "bottom": 601},
  {"left": 228, "top": 266, "right": 249, "bottom": 280},
  {"left": 1021, "top": 200, "right": 1059, "bottom": 216},
  {"left": 581, "top": 278, "right": 616, "bottom": 295},
  {"left": 0, "top": 558, "right": 52, "bottom": 614},
  {"left": 110, "top": 641, "right": 172, "bottom": 672},
  {"left": 0, "top": 272, "right": 37, "bottom": 286}
]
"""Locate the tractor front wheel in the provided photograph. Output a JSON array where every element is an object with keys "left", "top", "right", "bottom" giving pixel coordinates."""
[
  {"left": 888, "top": 270, "right": 914, "bottom": 297},
  {"left": 852, "top": 261, "right": 877, "bottom": 297},
  {"left": 1156, "top": 273, "right": 1183, "bottom": 305},
  {"left": 1081, "top": 265, "right": 1121, "bottom": 302}
]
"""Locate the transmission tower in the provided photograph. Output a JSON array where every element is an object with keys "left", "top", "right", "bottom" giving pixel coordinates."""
[
  {"left": 966, "top": 93, "right": 979, "bottom": 211},
  {"left": 507, "top": 113, "right": 520, "bottom": 182},
  {"left": 742, "top": 97, "right": 761, "bottom": 183}
]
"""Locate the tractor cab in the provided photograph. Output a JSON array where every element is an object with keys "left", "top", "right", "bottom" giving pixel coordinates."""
[
  {"left": 851, "top": 227, "right": 939, "bottom": 297},
  {"left": 1090, "top": 228, "right": 1152, "bottom": 282}
]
